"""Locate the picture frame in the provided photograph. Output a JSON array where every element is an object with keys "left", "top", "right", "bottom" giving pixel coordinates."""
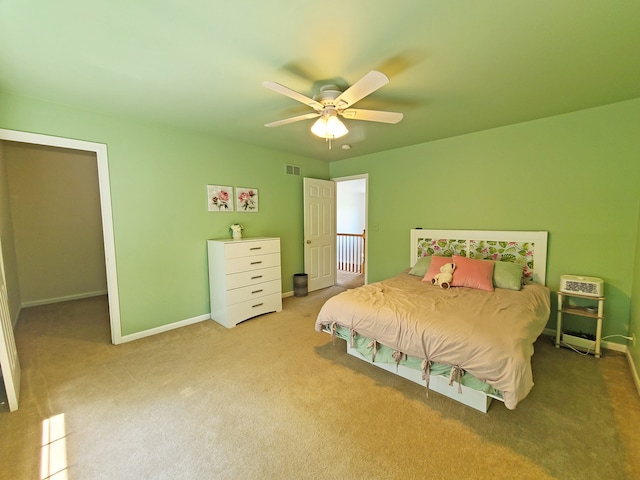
[
  {"left": 207, "top": 185, "right": 234, "bottom": 212},
  {"left": 235, "top": 187, "right": 259, "bottom": 212}
]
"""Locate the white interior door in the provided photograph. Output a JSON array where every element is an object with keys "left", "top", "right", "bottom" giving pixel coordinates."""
[
  {"left": 0, "top": 237, "right": 20, "bottom": 411},
  {"left": 303, "top": 178, "right": 336, "bottom": 291}
]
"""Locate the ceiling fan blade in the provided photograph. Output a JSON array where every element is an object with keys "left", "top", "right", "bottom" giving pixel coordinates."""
[
  {"left": 264, "top": 112, "right": 320, "bottom": 128},
  {"left": 334, "top": 71, "right": 389, "bottom": 109},
  {"left": 341, "top": 108, "right": 403, "bottom": 124},
  {"left": 262, "top": 81, "right": 323, "bottom": 111}
]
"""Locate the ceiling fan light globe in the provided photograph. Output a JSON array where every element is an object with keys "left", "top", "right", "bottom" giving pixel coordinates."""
[
  {"left": 310, "top": 117, "right": 326, "bottom": 138},
  {"left": 327, "top": 115, "right": 348, "bottom": 138},
  {"left": 311, "top": 115, "right": 348, "bottom": 139}
]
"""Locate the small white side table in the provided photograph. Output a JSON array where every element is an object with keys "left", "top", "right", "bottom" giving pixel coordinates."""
[{"left": 555, "top": 291, "right": 605, "bottom": 358}]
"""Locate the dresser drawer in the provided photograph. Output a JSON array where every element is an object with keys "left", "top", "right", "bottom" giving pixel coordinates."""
[
  {"left": 224, "top": 239, "right": 280, "bottom": 259},
  {"left": 226, "top": 266, "right": 281, "bottom": 290},
  {"left": 225, "top": 252, "right": 280, "bottom": 274},
  {"left": 227, "top": 293, "right": 282, "bottom": 325},
  {"left": 226, "top": 279, "right": 281, "bottom": 306}
]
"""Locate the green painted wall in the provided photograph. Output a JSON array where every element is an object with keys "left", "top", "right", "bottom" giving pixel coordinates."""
[
  {"left": 0, "top": 92, "right": 329, "bottom": 336},
  {"left": 330, "top": 99, "right": 640, "bottom": 349},
  {"left": 630, "top": 200, "right": 640, "bottom": 383},
  {"left": 2, "top": 88, "right": 638, "bottom": 362}
]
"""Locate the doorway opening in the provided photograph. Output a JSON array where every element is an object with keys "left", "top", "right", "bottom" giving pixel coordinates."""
[
  {"left": 334, "top": 174, "right": 367, "bottom": 288},
  {"left": 0, "top": 129, "right": 121, "bottom": 344}
]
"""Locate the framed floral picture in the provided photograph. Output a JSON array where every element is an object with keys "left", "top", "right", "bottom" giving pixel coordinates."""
[
  {"left": 207, "top": 185, "right": 234, "bottom": 212},
  {"left": 236, "top": 187, "right": 258, "bottom": 212}
]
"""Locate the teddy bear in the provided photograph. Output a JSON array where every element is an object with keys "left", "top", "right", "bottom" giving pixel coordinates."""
[{"left": 432, "top": 262, "right": 456, "bottom": 289}]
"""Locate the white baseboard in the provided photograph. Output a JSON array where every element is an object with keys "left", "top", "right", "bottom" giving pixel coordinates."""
[
  {"left": 542, "top": 328, "right": 627, "bottom": 353},
  {"left": 120, "top": 313, "right": 211, "bottom": 343},
  {"left": 561, "top": 333, "right": 597, "bottom": 351},
  {"left": 627, "top": 350, "right": 640, "bottom": 397},
  {"left": 21, "top": 290, "right": 108, "bottom": 308},
  {"left": 122, "top": 292, "right": 295, "bottom": 343}
]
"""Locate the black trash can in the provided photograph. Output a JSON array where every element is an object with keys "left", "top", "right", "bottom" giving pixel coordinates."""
[{"left": 293, "top": 273, "right": 308, "bottom": 297}]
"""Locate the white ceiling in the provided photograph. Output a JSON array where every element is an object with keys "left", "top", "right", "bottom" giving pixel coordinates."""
[{"left": 1, "top": 1, "right": 638, "bottom": 161}]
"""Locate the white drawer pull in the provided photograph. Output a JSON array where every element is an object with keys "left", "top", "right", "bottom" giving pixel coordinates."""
[
  {"left": 250, "top": 261, "right": 262, "bottom": 265},
  {"left": 251, "top": 275, "right": 263, "bottom": 280},
  {"left": 252, "top": 303, "right": 264, "bottom": 308}
]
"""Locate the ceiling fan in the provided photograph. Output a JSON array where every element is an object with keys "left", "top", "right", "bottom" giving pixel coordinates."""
[{"left": 263, "top": 70, "right": 403, "bottom": 147}]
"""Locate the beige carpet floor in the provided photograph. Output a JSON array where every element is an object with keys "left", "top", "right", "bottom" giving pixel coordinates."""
[
  {"left": 336, "top": 270, "right": 364, "bottom": 289},
  {"left": 1, "top": 287, "right": 639, "bottom": 479}
]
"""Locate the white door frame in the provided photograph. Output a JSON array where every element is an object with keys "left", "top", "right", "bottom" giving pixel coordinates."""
[
  {"left": 0, "top": 236, "right": 20, "bottom": 410},
  {"left": 332, "top": 173, "right": 368, "bottom": 285},
  {"left": 0, "top": 128, "right": 122, "bottom": 344}
]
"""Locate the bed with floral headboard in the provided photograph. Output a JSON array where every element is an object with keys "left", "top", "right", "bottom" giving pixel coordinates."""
[{"left": 315, "top": 229, "right": 550, "bottom": 412}]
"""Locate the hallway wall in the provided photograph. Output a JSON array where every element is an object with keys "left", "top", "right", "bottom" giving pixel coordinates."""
[
  {"left": 3, "top": 142, "right": 106, "bottom": 306},
  {"left": 337, "top": 179, "right": 366, "bottom": 234}
]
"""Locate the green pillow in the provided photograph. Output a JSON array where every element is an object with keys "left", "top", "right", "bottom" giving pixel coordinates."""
[
  {"left": 492, "top": 261, "right": 524, "bottom": 290},
  {"left": 409, "top": 256, "right": 432, "bottom": 276}
]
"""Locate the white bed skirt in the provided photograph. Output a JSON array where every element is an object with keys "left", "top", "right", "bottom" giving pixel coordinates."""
[{"left": 344, "top": 341, "right": 502, "bottom": 413}]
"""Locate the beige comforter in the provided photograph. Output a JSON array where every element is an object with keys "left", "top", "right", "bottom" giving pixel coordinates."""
[{"left": 315, "top": 273, "right": 551, "bottom": 409}]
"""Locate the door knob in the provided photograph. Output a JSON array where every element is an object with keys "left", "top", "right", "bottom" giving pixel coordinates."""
[{"left": 306, "top": 240, "right": 311, "bottom": 244}]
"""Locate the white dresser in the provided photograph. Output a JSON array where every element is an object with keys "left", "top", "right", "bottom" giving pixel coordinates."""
[{"left": 207, "top": 237, "right": 282, "bottom": 328}]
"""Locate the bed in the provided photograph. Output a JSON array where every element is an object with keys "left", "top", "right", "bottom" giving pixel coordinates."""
[{"left": 315, "top": 229, "right": 551, "bottom": 412}]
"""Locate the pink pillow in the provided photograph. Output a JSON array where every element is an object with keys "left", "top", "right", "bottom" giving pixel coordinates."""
[
  {"left": 450, "top": 255, "right": 495, "bottom": 292},
  {"left": 422, "top": 256, "right": 453, "bottom": 283}
]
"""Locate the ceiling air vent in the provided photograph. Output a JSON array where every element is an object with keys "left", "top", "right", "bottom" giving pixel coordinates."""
[{"left": 285, "top": 164, "right": 301, "bottom": 176}]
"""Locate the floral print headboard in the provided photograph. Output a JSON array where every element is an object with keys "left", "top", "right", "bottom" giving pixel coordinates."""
[{"left": 411, "top": 229, "right": 548, "bottom": 285}]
